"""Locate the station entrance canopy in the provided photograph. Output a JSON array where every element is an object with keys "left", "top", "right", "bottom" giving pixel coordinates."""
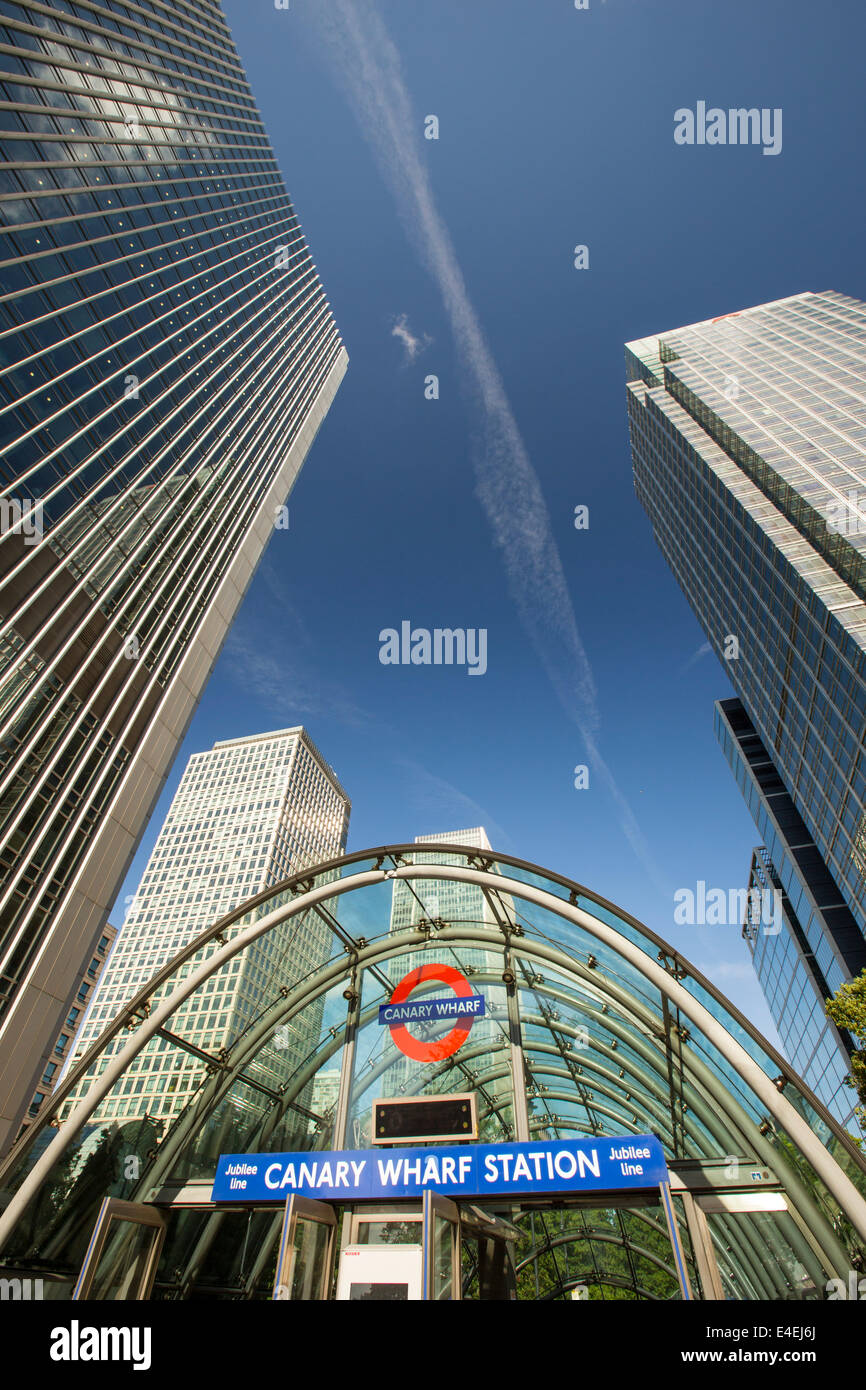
[{"left": 0, "top": 843, "right": 865, "bottom": 1301}]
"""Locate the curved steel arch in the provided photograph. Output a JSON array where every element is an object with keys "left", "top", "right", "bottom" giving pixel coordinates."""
[
  {"left": 513, "top": 1206, "right": 690, "bottom": 1300},
  {"left": 395, "top": 969, "right": 741, "bottom": 1157},
  {"left": 515, "top": 1229, "right": 683, "bottom": 1284},
  {"left": 514, "top": 1207, "right": 775, "bottom": 1302},
  {"left": 397, "top": 1000, "right": 754, "bottom": 1163},
  {"left": 539, "top": 1275, "right": 668, "bottom": 1302},
  {"left": 2, "top": 847, "right": 865, "bottom": 1264},
  {"left": 103, "top": 919, "right": 858, "bottom": 1274},
  {"left": 7, "top": 841, "right": 858, "bottom": 1166}
]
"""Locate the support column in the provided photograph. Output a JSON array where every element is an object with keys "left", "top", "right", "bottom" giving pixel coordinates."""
[
  {"left": 680, "top": 1190, "right": 724, "bottom": 1299},
  {"left": 503, "top": 944, "right": 530, "bottom": 1143},
  {"left": 659, "top": 1180, "right": 692, "bottom": 1300},
  {"left": 331, "top": 967, "right": 360, "bottom": 1152}
]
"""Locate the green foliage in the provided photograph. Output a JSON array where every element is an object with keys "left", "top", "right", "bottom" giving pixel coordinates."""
[{"left": 826, "top": 968, "right": 866, "bottom": 1144}]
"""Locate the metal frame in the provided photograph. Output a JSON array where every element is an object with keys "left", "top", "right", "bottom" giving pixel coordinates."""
[
  {"left": 421, "top": 1190, "right": 461, "bottom": 1301},
  {"left": 346, "top": 1206, "right": 423, "bottom": 1244},
  {"left": 679, "top": 1192, "right": 725, "bottom": 1300},
  {"left": 72, "top": 1197, "right": 166, "bottom": 1301},
  {"left": 272, "top": 1193, "right": 336, "bottom": 1301},
  {"left": 2, "top": 848, "right": 865, "bottom": 1296},
  {"left": 10, "top": 844, "right": 861, "bottom": 1173},
  {"left": 658, "top": 1181, "right": 692, "bottom": 1301}
]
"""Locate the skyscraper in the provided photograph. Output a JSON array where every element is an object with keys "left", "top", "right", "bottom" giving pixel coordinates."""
[
  {"left": 0, "top": 2, "right": 347, "bottom": 1149},
  {"left": 716, "top": 698, "right": 861, "bottom": 1130},
  {"left": 625, "top": 290, "right": 866, "bottom": 1128},
  {"left": 68, "top": 727, "right": 350, "bottom": 1126},
  {"left": 388, "top": 828, "right": 500, "bottom": 942},
  {"left": 23, "top": 920, "right": 116, "bottom": 1136}
]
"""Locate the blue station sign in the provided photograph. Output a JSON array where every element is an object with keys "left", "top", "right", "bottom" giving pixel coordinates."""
[
  {"left": 378, "top": 995, "right": 485, "bottom": 1027},
  {"left": 211, "top": 1134, "right": 668, "bottom": 1204}
]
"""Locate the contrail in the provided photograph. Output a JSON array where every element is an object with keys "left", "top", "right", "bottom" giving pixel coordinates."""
[{"left": 301, "top": 0, "right": 664, "bottom": 890}]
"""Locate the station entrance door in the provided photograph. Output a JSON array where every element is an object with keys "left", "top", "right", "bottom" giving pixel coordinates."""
[{"left": 273, "top": 1191, "right": 518, "bottom": 1301}]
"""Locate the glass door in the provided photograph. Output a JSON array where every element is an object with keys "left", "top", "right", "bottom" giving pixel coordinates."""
[
  {"left": 422, "top": 1190, "right": 461, "bottom": 1300},
  {"left": 272, "top": 1194, "right": 336, "bottom": 1300},
  {"left": 73, "top": 1197, "right": 166, "bottom": 1300},
  {"left": 336, "top": 1207, "right": 423, "bottom": 1300}
]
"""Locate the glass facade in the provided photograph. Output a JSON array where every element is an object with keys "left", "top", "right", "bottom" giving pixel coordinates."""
[
  {"left": 625, "top": 291, "right": 866, "bottom": 1128},
  {"left": 0, "top": 844, "right": 863, "bottom": 1301},
  {"left": 717, "top": 698, "right": 864, "bottom": 1132},
  {"left": 0, "top": 0, "right": 347, "bottom": 1147}
]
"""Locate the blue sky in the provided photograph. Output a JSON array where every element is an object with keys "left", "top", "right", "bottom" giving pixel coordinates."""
[{"left": 113, "top": 0, "right": 866, "bottom": 1045}]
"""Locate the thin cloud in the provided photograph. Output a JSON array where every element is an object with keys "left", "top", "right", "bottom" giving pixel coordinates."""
[
  {"left": 677, "top": 641, "right": 713, "bottom": 678},
  {"left": 226, "top": 567, "right": 504, "bottom": 832},
  {"left": 693, "top": 960, "right": 756, "bottom": 984},
  {"left": 223, "top": 628, "right": 372, "bottom": 729},
  {"left": 392, "top": 755, "right": 512, "bottom": 852},
  {"left": 301, "top": 0, "right": 664, "bottom": 891},
  {"left": 391, "top": 312, "right": 431, "bottom": 364}
]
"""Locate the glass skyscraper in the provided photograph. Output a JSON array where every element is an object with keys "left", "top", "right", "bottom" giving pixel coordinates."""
[
  {"left": 716, "top": 697, "right": 861, "bottom": 1130},
  {"left": 68, "top": 726, "right": 350, "bottom": 1126},
  {"left": 0, "top": 0, "right": 347, "bottom": 1149},
  {"left": 625, "top": 290, "right": 866, "bottom": 1131}
]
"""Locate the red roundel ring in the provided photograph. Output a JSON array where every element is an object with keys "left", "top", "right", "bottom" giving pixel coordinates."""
[{"left": 388, "top": 963, "right": 475, "bottom": 1063}]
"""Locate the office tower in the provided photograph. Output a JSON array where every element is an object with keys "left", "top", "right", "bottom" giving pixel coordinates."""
[
  {"left": 717, "top": 699, "right": 861, "bottom": 1130},
  {"left": 385, "top": 829, "right": 512, "bottom": 1130},
  {"left": 625, "top": 290, "right": 866, "bottom": 1126},
  {"left": 68, "top": 727, "right": 350, "bottom": 1125},
  {"left": 308, "top": 1068, "right": 341, "bottom": 1137},
  {"left": 22, "top": 922, "right": 117, "bottom": 1137},
  {"left": 0, "top": 1, "right": 347, "bottom": 1149},
  {"left": 389, "top": 827, "right": 499, "bottom": 939}
]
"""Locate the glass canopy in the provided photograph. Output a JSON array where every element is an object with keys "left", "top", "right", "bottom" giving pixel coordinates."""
[{"left": 0, "top": 844, "right": 864, "bottom": 1301}]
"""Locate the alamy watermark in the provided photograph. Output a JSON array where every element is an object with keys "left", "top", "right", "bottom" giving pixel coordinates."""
[
  {"left": 674, "top": 103, "right": 782, "bottom": 157},
  {"left": 379, "top": 622, "right": 487, "bottom": 676},
  {"left": 0, "top": 496, "right": 43, "bottom": 546},
  {"left": 1, "top": 1276, "right": 44, "bottom": 1300},
  {"left": 674, "top": 881, "right": 782, "bottom": 933},
  {"left": 825, "top": 1270, "right": 866, "bottom": 1299},
  {"left": 826, "top": 490, "right": 866, "bottom": 537},
  {"left": 50, "top": 1323, "right": 152, "bottom": 1370}
]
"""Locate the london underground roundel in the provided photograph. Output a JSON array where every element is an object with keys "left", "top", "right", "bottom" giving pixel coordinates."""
[{"left": 381, "top": 963, "right": 486, "bottom": 1063}]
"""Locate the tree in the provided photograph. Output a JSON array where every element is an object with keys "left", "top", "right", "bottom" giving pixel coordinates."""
[{"left": 826, "top": 968, "right": 866, "bottom": 1145}]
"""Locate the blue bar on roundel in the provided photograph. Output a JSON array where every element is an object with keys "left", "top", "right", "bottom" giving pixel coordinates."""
[{"left": 378, "top": 995, "right": 486, "bottom": 1026}]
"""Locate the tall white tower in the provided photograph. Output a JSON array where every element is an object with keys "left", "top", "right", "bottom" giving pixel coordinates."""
[{"left": 67, "top": 727, "right": 350, "bottom": 1125}]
